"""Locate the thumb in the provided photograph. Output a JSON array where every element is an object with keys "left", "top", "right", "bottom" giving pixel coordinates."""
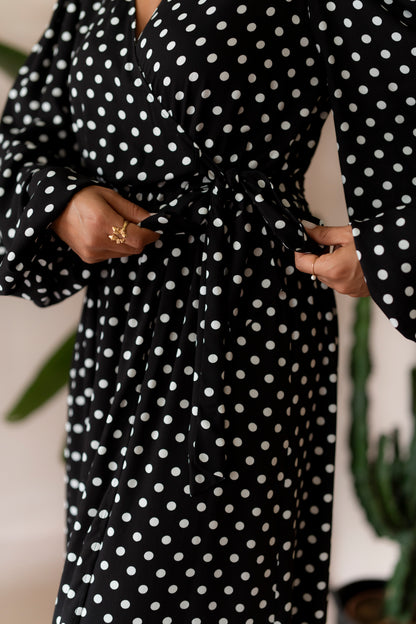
[
  {"left": 103, "top": 188, "right": 151, "bottom": 224},
  {"left": 303, "top": 223, "right": 352, "bottom": 247}
]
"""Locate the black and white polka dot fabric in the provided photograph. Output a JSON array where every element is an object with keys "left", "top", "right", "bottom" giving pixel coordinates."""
[
  {"left": 0, "top": 1, "right": 414, "bottom": 623},
  {"left": 310, "top": 0, "right": 416, "bottom": 341}
]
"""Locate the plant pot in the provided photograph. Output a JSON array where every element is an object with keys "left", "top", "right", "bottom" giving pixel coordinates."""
[{"left": 333, "top": 579, "right": 390, "bottom": 624}]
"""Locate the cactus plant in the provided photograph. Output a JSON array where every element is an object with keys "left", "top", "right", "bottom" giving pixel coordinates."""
[{"left": 350, "top": 297, "right": 416, "bottom": 623}]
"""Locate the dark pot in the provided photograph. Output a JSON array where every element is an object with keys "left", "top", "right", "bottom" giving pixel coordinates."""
[{"left": 333, "top": 579, "right": 387, "bottom": 624}]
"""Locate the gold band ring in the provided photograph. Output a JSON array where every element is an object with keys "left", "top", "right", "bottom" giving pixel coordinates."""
[
  {"left": 108, "top": 219, "right": 129, "bottom": 244},
  {"left": 311, "top": 258, "right": 317, "bottom": 282}
]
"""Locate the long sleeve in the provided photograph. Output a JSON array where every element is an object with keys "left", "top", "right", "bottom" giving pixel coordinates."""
[
  {"left": 0, "top": 0, "right": 99, "bottom": 307},
  {"left": 309, "top": 0, "right": 416, "bottom": 341}
]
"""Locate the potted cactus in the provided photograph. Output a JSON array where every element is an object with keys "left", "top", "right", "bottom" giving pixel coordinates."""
[{"left": 334, "top": 297, "right": 416, "bottom": 624}]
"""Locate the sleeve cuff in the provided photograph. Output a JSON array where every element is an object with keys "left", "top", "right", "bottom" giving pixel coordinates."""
[
  {"left": 352, "top": 205, "right": 416, "bottom": 342},
  {"left": 0, "top": 165, "right": 102, "bottom": 306}
]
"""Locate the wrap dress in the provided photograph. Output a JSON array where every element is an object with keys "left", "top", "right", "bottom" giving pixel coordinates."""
[{"left": 0, "top": 1, "right": 415, "bottom": 623}]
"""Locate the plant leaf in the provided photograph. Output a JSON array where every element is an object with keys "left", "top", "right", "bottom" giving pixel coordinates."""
[
  {"left": 6, "top": 331, "right": 76, "bottom": 422},
  {"left": 0, "top": 42, "right": 27, "bottom": 79}
]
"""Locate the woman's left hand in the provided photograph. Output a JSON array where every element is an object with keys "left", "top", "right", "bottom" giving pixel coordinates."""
[{"left": 294, "top": 224, "right": 370, "bottom": 298}]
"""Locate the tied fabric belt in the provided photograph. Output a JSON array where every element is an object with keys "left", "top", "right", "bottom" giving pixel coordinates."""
[{"left": 138, "top": 166, "right": 322, "bottom": 496}]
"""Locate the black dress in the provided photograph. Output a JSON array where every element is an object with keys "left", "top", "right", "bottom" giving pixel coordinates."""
[{"left": 0, "top": 1, "right": 415, "bottom": 623}]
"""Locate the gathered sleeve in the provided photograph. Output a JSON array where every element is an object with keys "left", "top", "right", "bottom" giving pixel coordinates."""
[
  {"left": 309, "top": 0, "right": 416, "bottom": 341},
  {"left": 0, "top": 0, "right": 99, "bottom": 307}
]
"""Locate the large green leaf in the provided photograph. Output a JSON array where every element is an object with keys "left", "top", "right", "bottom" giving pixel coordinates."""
[
  {"left": 0, "top": 42, "right": 27, "bottom": 78},
  {"left": 6, "top": 331, "right": 76, "bottom": 422}
]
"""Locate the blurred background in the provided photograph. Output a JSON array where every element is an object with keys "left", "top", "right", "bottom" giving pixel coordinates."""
[{"left": 0, "top": 1, "right": 415, "bottom": 622}]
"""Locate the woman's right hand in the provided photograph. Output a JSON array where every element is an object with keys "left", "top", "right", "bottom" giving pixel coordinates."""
[{"left": 51, "top": 185, "right": 159, "bottom": 264}]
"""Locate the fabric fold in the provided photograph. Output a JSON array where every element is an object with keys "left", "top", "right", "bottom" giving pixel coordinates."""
[{"left": 138, "top": 166, "right": 322, "bottom": 494}]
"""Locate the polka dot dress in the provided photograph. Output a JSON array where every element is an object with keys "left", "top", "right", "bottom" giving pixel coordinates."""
[{"left": 0, "top": 1, "right": 415, "bottom": 623}]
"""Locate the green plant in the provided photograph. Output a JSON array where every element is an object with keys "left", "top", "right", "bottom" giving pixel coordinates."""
[
  {"left": 0, "top": 41, "right": 27, "bottom": 78},
  {"left": 350, "top": 297, "right": 416, "bottom": 623},
  {"left": 6, "top": 330, "right": 76, "bottom": 421}
]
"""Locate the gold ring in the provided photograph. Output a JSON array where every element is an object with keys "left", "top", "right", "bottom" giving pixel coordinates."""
[
  {"left": 108, "top": 219, "right": 129, "bottom": 244},
  {"left": 311, "top": 258, "right": 317, "bottom": 281}
]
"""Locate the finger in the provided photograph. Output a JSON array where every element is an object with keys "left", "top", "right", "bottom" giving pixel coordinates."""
[
  {"left": 304, "top": 246, "right": 347, "bottom": 280},
  {"left": 294, "top": 251, "right": 320, "bottom": 276},
  {"left": 82, "top": 248, "right": 148, "bottom": 264},
  {"left": 86, "top": 221, "right": 154, "bottom": 261},
  {"left": 102, "top": 191, "right": 160, "bottom": 251},
  {"left": 121, "top": 220, "right": 159, "bottom": 251},
  {"left": 303, "top": 224, "right": 353, "bottom": 247},
  {"left": 81, "top": 215, "right": 139, "bottom": 260},
  {"left": 295, "top": 247, "right": 344, "bottom": 279},
  {"left": 296, "top": 242, "right": 370, "bottom": 297},
  {"left": 105, "top": 218, "right": 159, "bottom": 254},
  {"left": 102, "top": 188, "right": 152, "bottom": 225},
  {"left": 305, "top": 246, "right": 368, "bottom": 295}
]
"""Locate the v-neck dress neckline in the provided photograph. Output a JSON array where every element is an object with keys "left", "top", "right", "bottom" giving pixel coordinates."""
[{"left": 131, "top": 0, "right": 165, "bottom": 43}]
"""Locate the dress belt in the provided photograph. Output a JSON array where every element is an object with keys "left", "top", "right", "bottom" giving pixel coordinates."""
[{"left": 138, "top": 166, "right": 322, "bottom": 496}]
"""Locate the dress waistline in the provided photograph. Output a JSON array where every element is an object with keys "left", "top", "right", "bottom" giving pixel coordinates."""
[{"left": 137, "top": 165, "right": 322, "bottom": 496}]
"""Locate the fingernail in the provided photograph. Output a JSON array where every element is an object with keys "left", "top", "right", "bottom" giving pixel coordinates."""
[{"left": 302, "top": 219, "right": 318, "bottom": 230}]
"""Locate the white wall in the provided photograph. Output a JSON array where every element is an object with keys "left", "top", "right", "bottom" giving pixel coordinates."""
[{"left": 0, "top": 2, "right": 415, "bottom": 622}]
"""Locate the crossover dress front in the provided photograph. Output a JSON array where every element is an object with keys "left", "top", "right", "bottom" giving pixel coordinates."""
[{"left": 0, "top": 1, "right": 415, "bottom": 623}]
